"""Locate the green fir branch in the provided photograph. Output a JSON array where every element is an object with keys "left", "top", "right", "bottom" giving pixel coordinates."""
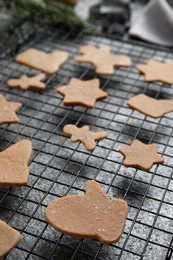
[{"left": 0, "top": 0, "right": 92, "bottom": 32}]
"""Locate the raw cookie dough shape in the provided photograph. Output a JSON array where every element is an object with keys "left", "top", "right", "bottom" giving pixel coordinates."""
[
  {"left": 0, "top": 220, "right": 22, "bottom": 259},
  {"left": 64, "top": 124, "right": 107, "bottom": 152},
  {"left": 0, "top": 140, "right": 32, "bottom": 186},
  {"left": 74, "top": 45, "right": 131, "bottom": 75},
  {"left": 16, "top": 48, "right": 69, "bottom": 74},
  {"left": 137, "top": 59, "right": 173, "bottom": 85},
  {"left": 46, "top": 180, "right": 128, "bottom": 244},
  {"left": 128, "top": 93, "right": 173, "bottom": 118},
  {"left": 119, "top": 139, "right": 164, "bottom": 171},
  {"left": 57, "top": 78, "right": 108, "bottom": 108},
  {"left": 0, "top": 94, "right": 22, "bottom": 124},
  {"left": 7, "top": 73, "right": 46, "bottom": 90}
]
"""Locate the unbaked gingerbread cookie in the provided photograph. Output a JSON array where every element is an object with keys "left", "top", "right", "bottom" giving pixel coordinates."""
[
  {"left": 7, "top": 73, "right": 46, "bottom": 91},
  {"left": 0, "top": 140, "right": 32, "bottom": 186},
  {"left": 137, "top": 59, "right": 173, "bottom": 85},
  {"left": 46, "top": 180, "right": 128, "bottom": 244},
  {"left": 119, "top": 139, "right": 164, "bottom": 171},
  {"left": 75, "top": 45, "right": 131, "bottom": 75},
  {"left": 0, "top": 220, "right": 21, "bottom": 259},
  {"left": 57, "top": 78, "right": 108, "bottom": 108},
  {"left": 128, "top": 93, "right": 173, "bottom": 118},
  {"left": 64, "top": 124, "right": 107, "bottom": 151},
  {"left": 0, "top": 94, "right": 22, "bottom": 124},
  {"left": 16, "top": 48, "right": 68, "bottom": 74}
]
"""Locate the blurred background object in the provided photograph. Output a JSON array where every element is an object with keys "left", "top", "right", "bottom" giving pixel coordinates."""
[
  {"left": 1, "top": 0, "right": 173, "bottom": 55},
  {"left": 75, "top": 0, "right": 151, "bottom": 37},
  {"left": 129, "top": 0, "right": 173, "bottom": 47},
  {"left": 57, "top": 0, "right": 77, "bottom": 7},
  {"left": 89, "top": 0, "right": 130, "bottom": 36},
  {"left": 76, "top": 0, "right": 173, "bottom": 46},
  {"left": 0, "top": 0, "right": 86, "bottom": 54},
  {"left": 76, "top": 0, "right": 130, "bottom": 36}
]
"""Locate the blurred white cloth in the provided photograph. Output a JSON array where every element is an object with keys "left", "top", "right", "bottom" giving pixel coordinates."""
[
  {"left": 75, "top": 0, "right": 101, "bottom": 20},
  {"left": 129, "top": 0, "right": 173, "bottom": 47}
]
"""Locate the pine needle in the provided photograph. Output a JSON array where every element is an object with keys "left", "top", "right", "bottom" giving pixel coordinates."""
[{"left": 0, "top": 0, "right": 92, "bottom": 31}]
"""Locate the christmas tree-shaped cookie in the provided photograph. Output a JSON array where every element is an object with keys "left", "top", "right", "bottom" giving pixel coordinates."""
[{"left": 0, "top": 140, "right": 32, "bottom": 186}]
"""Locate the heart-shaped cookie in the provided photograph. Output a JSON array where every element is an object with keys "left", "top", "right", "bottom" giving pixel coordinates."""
[{"left": 16, "top": 48, "right": 69, "bottom": 74}]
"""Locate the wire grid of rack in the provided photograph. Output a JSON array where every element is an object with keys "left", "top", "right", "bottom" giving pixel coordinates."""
[{"left": 0, "top": 27, "right": 173, "bottom": 260}]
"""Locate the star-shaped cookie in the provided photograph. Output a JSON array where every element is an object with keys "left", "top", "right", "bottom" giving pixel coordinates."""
[
  {"left": 137, "top": 59, "right": 173, "bottom": 85},
  {"left": 0, "top": 94, "right": 22, "bottom": 124},
  {"left": 119, "top": 139, "right": 164, "bottom": 171},
  {"left": 0, "top": 220, "right": 22, "bottom": 258},
  {"left": 128, "top": 93, "right": 173, "bottom": 118},
  {"left": 74, "top": 45, "right": 131, "bottom": 75},
  {"left": 7, "top": 73, "right": 46, "bottom": 90},
  {"left": 57, "top": 78, "right": 108, "bottom": 108},
  {"left": 64, "top": 124, "right": 107, "bottom": 151}
]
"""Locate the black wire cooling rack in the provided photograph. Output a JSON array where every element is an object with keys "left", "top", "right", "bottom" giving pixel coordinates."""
[{"left": 0, "top": 27, "right": 173, "bottom": 260}]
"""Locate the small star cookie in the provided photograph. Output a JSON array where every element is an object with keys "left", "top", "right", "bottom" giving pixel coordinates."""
[
  {"left": 64, "top": 124, "right": 107, "bottom": 151},
  {"left": 0, "top": 94, "right": 22, "bottom": 124},
  {"left": 0, "top": 220, "right": 22, "bottom": 258},
  {"left": 57, "top": 78, "right": 108, "bottom": 108},
  {"left": 75, "top": 45, "right": 131, "bottom": 75},
  {"left": 119, "top": 139, "right": 164, "bottom": 171},
  {"left": 16, "top": 48, "right": 69, "bottom": 74},
  {"left": 7, "top": 73, "right": 46, "bottom": 90},
  {"left": 128, "top": 93, "right": 173, "bottom": 118},
  {"left": 137, "top": 59, "right": 173, "bottom": 85},
  {"left": 46, "top": 180, "right": 128, "bottom": 244}
]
